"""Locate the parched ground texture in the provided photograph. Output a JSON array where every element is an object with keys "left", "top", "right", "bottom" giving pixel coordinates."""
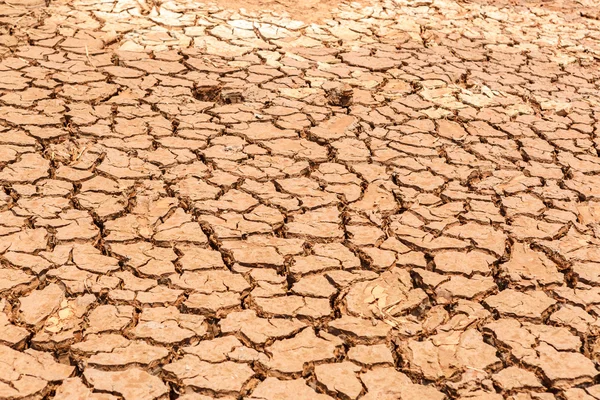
[{"left": 1, "top": 0, "right": 600, "bottom": 398}]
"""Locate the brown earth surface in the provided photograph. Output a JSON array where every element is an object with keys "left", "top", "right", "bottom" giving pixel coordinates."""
[{"left": 1, "top": 0, "right": 600, "bottom": 398}]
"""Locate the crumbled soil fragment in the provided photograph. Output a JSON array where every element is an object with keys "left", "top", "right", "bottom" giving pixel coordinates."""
[{"left": 84, "top": 368, "right": 168, "bottom": 400}]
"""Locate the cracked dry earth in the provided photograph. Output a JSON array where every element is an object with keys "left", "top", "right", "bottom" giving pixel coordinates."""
[{"left": 3, "top": 0, "right": 600, "bottom": 398}]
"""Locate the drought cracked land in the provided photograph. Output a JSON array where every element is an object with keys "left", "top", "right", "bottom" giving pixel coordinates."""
[{"left": 0, "top": 0, "right": 599, "bottom": 398}]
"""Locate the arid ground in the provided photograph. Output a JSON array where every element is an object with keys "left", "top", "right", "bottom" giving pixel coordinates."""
[{"left": 0, "top": 0, "right": 599, "bottom": 398}]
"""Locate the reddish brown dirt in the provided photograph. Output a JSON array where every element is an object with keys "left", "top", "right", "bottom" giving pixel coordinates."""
[
  {"left": 1, "top": 0, "right": 600, "bottom": 398},
  {"left": 210, "top": 0, "right": 351, "bottom": 22},
  {"left": 466, "top": 0, "right": 598, "bottom": 13}
]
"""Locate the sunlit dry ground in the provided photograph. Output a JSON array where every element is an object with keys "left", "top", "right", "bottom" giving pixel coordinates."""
[{"left": 0, "top": 0, "right": 600, "bottom": 398}]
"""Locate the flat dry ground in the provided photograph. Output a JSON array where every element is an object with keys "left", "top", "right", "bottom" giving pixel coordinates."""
[{"left": 0, "top": 0, "right": 599, "bottom": 398}]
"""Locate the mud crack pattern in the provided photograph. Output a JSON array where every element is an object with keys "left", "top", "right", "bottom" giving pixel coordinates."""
[{"left": 1, "top": 0, "right": 600, "bottom": 398}]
